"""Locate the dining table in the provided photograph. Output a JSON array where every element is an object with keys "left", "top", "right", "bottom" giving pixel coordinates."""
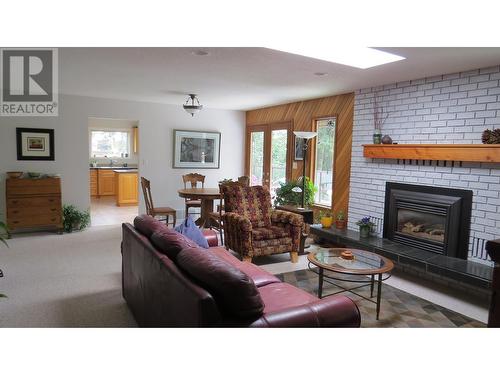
[{"left": 177, "top": 187, "right": 221, "bottom": 228}]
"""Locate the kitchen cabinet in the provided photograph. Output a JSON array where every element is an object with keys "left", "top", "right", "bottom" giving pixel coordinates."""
[
  {"left": 90, "top": 169, "right": 98, "bottom": 196},
  {"left": 115, "top": 170, "right": 138, "bottom": 206},
  {"left": 133, "top": 126, "right": 139, "bottom": 154},
  {"left": 97, "top": 169, "right": 116, "bottom": 196}
]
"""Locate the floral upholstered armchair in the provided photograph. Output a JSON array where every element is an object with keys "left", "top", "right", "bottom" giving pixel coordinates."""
[{"left": 221, "top": 183, "right": 304, "bottom": 263}]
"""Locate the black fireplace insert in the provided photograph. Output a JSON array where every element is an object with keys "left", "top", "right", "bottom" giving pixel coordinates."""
[{"left": 383, "top": 182, "right": 472, "bottom": 259}]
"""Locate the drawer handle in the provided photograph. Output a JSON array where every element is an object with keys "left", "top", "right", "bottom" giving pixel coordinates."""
[
  {"left": 12, "top": 200, "right": 18, "bottom": 204},
  {"left": 51, "top": 208, "right": 57, "bottom": 212},
  {"left": 51, "top": 218, "right": 56, "bottom": 222},
  {"left": 13, "top": 221, "right": 19, "bottom": 224},
  {"left": 48, "top": 199, "right": 55, "bottom": 202},
  {"left": 12, "top": 210, "right": 19, "bottom": 214}
]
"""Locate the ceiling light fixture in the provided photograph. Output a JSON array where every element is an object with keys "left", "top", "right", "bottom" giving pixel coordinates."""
[
  {"left": 272, "top": 47, "right": 405, "bottom": 69},
  {"left": 314, "top": 72, "right": 328, "bottom": 76},
  {"left": 183, "top": 94, "right": 203, "bottom": 117}
]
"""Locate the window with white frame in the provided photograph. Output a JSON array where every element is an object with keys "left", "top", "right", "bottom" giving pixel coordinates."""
[
  {"left": 90, "top": 130, "right": 130, "bottom": 158},
  {"left": 313, "top": 118, "right": 336, "bottom": 206}
]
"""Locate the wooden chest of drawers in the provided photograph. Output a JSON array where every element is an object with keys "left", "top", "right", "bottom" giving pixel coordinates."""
[{"left": 6, "top": 177, "right": 63, "bottom": 232}]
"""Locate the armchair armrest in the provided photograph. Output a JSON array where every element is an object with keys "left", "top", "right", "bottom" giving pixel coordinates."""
[
  {"left": 222, "top": 212, "right": 253, "bottom": 257},
  {"left": 271, "top": 210, "right": 304, "bottom": 227},
  {"left": 249, "top": 295, "right": 361, "bottom": 328}
]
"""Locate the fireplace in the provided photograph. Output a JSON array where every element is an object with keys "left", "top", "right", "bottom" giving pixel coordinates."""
[{"left": 383, "top": 182, "right": 472, "bottom": 259}]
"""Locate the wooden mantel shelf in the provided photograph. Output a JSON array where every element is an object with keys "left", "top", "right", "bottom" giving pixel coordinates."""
[{"left": 363, "top": 144, "right": 500, "bottom": 163}]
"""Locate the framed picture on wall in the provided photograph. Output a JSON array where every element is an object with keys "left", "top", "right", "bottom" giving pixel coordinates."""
[
  {"left": 173, "top": 130, "right": 221, "bottom": 169},
  {"left": 294, "top": 136, "right": 305, "bottom": 160},
  {"left": 16, "top": 128, "right": 55, "bottom": 161}
]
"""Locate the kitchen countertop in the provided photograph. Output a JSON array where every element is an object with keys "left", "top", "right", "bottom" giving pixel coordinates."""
[
  {"left": 113, "top": 169, "right": 138, "bottom": 173},
  {"left": 90, "top": 166, "right": 137, "bottom": 170}
]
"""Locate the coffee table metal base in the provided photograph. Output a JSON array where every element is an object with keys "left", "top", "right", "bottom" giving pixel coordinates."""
[{"left": 308, "top": 263, "right": 392, "bottom": 320}]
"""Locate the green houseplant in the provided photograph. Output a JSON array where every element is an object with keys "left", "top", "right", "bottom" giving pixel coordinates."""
[
  {"left": 335, "top": 210, "right": 346, "bottom": 229},
  {"left": 62, "top": 205, "right": 90, "bottom": 233},
  {"left": 275, "top": 177, "right": 317, "bottom": 208},
  {"left": 0, "top": 219, "right": 10, "bottom": 298},
  {"left": 356, "top": 216, "right": 376, "bottom": 238}
]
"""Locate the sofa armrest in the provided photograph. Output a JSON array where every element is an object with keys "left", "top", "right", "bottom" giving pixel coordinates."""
[
  {"left": 271, "top": 210, "right": 304, "bottom": 227},
  {"left": 222, "top": 212, "right": 253, "bottom": 256},
  {"left": 249, "top": 295, "right": 361, "bottom": 328}
]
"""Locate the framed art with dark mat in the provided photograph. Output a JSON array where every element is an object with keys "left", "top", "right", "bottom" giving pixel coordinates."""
[{"left": 16, "top": 128, "right": 55, "bottom": 160}]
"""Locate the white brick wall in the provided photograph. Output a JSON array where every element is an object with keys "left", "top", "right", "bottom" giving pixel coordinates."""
[{"left": 348, "top": 65, "right": 500, "bottom": 264}]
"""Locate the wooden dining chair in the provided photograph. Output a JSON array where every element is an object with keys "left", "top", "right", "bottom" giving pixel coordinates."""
[
  {"left": 141, "top": 177, "right": 176, "bottom": 227},
  {"left": 182, "top": 173, "right": 205, "bottom": 218}
]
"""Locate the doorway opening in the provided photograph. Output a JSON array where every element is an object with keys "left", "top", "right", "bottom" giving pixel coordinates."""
[{"left": 88, "top": 117, "right": 140, "bottom": 226}]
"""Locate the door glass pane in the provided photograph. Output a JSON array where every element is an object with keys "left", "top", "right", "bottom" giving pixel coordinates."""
[
  {"left": 270, "top": 129, "right": 288, "bottom": 198},
  {"left": 314, "top": 118, "right": 335, "bottom": 206},
  {"left": 249, "top": 131, "right": 264, "bottom": 186}
]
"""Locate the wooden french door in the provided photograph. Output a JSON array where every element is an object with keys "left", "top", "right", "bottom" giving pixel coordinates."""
[{"left": 245, "top": 122, "right": 291, "bottom": 197}]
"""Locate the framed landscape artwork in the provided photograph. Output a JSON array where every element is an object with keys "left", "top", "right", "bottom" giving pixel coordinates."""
[
  {"left": 16, "top": 128, "right": 55, "bottom": 161},
  {"left": 173, "top": 130, "right": 221, "bottom": 169}
]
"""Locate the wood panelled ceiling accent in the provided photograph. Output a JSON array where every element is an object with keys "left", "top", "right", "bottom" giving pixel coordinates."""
[{"left": 246, "top": 93, "right": 355, "bottom": 217}]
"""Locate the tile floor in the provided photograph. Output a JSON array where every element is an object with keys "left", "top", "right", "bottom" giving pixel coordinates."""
[{"left": 90, "top": 196, "right": 138, "bottom": 226}]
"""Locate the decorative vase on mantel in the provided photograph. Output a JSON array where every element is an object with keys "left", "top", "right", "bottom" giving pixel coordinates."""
[{"left": 373, "top": 130, "right": 382, "bottom": 144}]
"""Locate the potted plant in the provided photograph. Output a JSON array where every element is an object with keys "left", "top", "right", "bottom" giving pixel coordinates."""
[
  {"left": 356, "top": 216, "right": 375, "bottom": 238},
  {"left": 335, "top": 210, "right": 346, "bottom": 229},
  {"left": 62, "top": 205, "right": 91, "bottom": 233},
  {"left": 275, "top": 177, "right": 317, "bottom": 208},
  {"left": 373, "top": 92, "right": 389, "bottom": 144},
  {"left": 318, "top": 210, "right": 333, "bottom": 228},
  {"left": 0, "top": 219, "right": 10, "bottom": 298}
]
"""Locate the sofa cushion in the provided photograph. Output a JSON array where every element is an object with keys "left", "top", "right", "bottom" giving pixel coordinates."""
[
  {"left": 134, "top": 215, "right": 167, "bottom": 238},
  {"left": 257, "top": 282, "right": 318, "bottom": 314},
  {"left": 176, "top": 247, "right": 264, "bottom": 319},
  {"left": 150, "top": 227, "right": 200, "bottom": 259},
  {"left": 208, "top": 247, "right": 281, "bottom": 287}
]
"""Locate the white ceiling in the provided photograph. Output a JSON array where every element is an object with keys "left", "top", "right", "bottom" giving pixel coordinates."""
[{"left": 59, "top": 47, "right": 500, "bottom": 111}]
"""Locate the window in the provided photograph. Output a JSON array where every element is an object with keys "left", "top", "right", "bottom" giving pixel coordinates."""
[
  {"left": 314, "top": 118, "right": 336, "bottom": 206},
  {"left": 90, "top": 130, "right": 130, "bottom": 158}
]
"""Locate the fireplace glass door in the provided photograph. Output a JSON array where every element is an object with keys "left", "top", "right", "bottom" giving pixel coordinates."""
[{"left": 397, "top": 209, "right": 446, "bottom": 244}]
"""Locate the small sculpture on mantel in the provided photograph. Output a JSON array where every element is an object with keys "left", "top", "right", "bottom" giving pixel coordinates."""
[
  {"left": 482, "top": 128, "right": 500, "bottom": 144},
  {"left": 381, "top": 135, "right": 393, "bottom": 144}
]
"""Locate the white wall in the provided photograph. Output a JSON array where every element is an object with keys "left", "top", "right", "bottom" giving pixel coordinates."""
[
  {"left": 0, "top": 94, "right": 245, "bottom": 218},
  {"left": 348, "top": 65, "right": 500, "bottom": 264}
]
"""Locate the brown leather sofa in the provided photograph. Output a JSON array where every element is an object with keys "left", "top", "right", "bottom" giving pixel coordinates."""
[{"left": 122, "top": 215, "right": 361, "bottom": 327}]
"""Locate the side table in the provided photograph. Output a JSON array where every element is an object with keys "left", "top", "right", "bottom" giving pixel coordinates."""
[{"left": 275, "top": 205, "right": 314, "bottom": 254}]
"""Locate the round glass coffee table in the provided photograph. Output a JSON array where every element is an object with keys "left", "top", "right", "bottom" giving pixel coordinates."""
[{"left": 307, "top": 248, "right": 394, "bottom": 320}]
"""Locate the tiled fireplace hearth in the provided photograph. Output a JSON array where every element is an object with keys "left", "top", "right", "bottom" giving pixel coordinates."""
[{"left": 348, "top": 65, "right": 500, "bottom": 265}]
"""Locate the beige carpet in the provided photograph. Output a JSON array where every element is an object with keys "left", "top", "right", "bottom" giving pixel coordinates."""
[{"left": 0, "top": 225, "right": 137, "bottom": 327}]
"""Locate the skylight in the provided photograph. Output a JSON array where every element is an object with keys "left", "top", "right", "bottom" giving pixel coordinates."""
[{"left": 271, "top": 47, "right": 406, "bottom": 69}]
